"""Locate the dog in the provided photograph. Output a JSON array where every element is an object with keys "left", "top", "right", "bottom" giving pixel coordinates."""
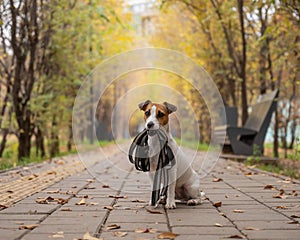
[{"left": 138, "top": 100, "right": 204, "bottom": 209}]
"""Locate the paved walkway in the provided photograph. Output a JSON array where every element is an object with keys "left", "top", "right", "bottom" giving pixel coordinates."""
[{"left": 0, "top": 144, "right": 299, "bottom": 240}]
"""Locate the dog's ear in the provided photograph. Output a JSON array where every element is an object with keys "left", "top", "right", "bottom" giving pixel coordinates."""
[
  {"left": 138, "top": 100, "right": 152, "bottom": 111},
  {"left": 163, "top": 102, "right": 177, "bottom": 114}
]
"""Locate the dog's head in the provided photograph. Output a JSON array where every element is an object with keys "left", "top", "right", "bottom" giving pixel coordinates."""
[{"left": 138, "top": 100, "right": 177, "bottom": 131}]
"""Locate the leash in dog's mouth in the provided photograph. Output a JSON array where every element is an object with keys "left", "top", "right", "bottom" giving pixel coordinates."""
[{"left": 128, "top": 128, "right": 175, "bottom": 207}]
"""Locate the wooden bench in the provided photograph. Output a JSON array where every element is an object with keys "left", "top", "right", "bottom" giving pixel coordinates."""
[{"left": 214, "top": 90, "right": 279, "bottom": 156}]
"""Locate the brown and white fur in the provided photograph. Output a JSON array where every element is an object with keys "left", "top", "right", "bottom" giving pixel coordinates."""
[{"left": 138, "top": 100, "right": 204, "bottom": 209}]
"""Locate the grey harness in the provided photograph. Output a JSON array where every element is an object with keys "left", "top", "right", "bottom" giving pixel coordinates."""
[{"left": 128, "top": 129, "right": 175, "bottom": 206}]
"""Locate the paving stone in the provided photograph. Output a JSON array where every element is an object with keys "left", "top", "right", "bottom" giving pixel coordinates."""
[
  {"left": 49, "top": 210, "right": 107, "bottom": 218},
  {"left": 0, "top": 219, "right": 39, "bottom": 229},
  {"left": 30, "top": 222, "right": 100, "bottom": 234},
  {"left": 22, "top": 233, "right": 86, "bottom": 240},
  {"left": 0, "top": 214, "right": 45, "bottom": 221},
  {"left": 175, "top": 235, "right": 233, "bottom": 240},
  {"left": 234, "top": 220, "right": 300, "bottom": 230},
  {"left": 172, "top": 226, "right": 241, "bottom": 235},
  {"left": 0, "top": 228, "right": 27, "bottom": 240},
  {"left": 223, "top": 210, "right": 290, "bottom": 221},
  {"left": 101, "top": 221, "right": 169, "bottom": 232},
  {"left": 168, "top": 212, "right": 232, "bottom": 226},
  {"left": 100, "top": 231, "right": 158, "bottom": 240},
  {"left": 243, "top": 229, "right": 300, "bottom": 240},
  {"left": 108, "top": 209, "right": 167, "bottom": 223},
  {"left": 0, "top": 203, "right": 59, "bottom": 214}
]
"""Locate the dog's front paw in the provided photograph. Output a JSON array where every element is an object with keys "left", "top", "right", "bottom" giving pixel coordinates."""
[{"left": 166, "top": 199, "right": 176, "bottom": 209}]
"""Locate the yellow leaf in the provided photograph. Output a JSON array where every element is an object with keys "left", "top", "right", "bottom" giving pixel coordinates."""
[
  {"left": 157, "top": 232, "right": 179, "bottom": 239},
  {"left": 76, "top": 198, "right": 87, "bottom": 205},
  {"left": 83, "top": 230, "right": 103, "bottom": 240},
  {"left": 19, "top": 224, "right": 39, "bottom": 230},
  {"left": 233, "top": 209, "right": 245, "bottom": 213},
  {"left": 106, "top": 224, "right": 121, "bottom": 230},
  {"left": 111, "top": 232, "right": 128, "bottom": 237},
  {"left": 215, "top": 223, "right": 223, "bottom": 227}
]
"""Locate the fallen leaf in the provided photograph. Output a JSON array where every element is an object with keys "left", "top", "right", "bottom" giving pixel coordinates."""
[
  {"left": 0, "top": 204, "right": 8, "bottom": 209},
  {"left": 233, "top": 209, "right": 245, "bottom": 213},
  {"left": 272, "top": 194, "right": 288, "bottom": 199},
  {"left": 135, "top": 228, "right": 150, "bottom": 233},
  {"left": 226, "top": 235, "right": 245, "bottom": 239},
  {"left": 19, "top": 224, "right": 39, "bottom": 230},
  {"left": 86, "top": 179, "right": 95, "bottom": 183},
  {"left": 287, "top": 220, "right": 299, "bottom": 224},
  {"left": 106, "top": 224, "right": 121, "bottom": 230},
  {"left": 291, "top": 214, "right": 300, "bottom": 218},
  {"left": 279, "top": 189, "right": 285, "bottom": 195},
  {"left": 131, "top": 199, "right": 146, "bottom": 203},
  {"left": 52, "top": 231, "right": 64, "bottom": 238},
  {"left": 111, "top": 232, "right": 128, "bottom": 237},
  {"left": 277, "top": 180, "right": 292, "bottom": 184},
  {"left": 108, "top": 195, "right": 127, "bottom": 199},
  {"left": 264, "top": 184, "right": 274, "bottom": 189},
  {"left": 244, "top": 172, "right": 252, "bottom": 176},
  {"left": 276, "top": 205, "right": 288, "bottom": 209},
  {"left": 215, "top": 223, "right": 223, "bottom": 227},
  {"left": 56, "top": 159, "right": 64, "bottom": 165},
  {"left": 213, "top": 201, "right": 222, "bottom": 207},
  {"left": 83, "top": 230, "right": 103, "bottom": 240},
  {"left": 55, "top": 198, "right": 68, "bottom": 205},
  {"left": 146, "top": 206, "right": 163, "bottom": 214},
  {"left": 149, "top": 229, "right": 158, "bottom": 233},
  {"left": 76, "top": 198, "right": 87, "bottom": 205},
  {"left": 213, "top": 178, "right": 223, "bottom": 182},
  {"left": 157, "top": 232, "right": 179, "bottom": 239},
  {"left": 90, "top": 202, "right": 99, "bottom": 206},
  {"left": 28, "top": 174, "right": 39, "bottom": 180},
  {"left": 36, "top": 196, "right": 55, "bottom": 204},
  {"left": 104, "top": 206, "right": 114, "bottom": 210},
  {"left": 244, "top": 227, "right": 260, "bottom": 230},
  {"left": 47, "top": 170, "right": 57, "bottom": 175},
  {"left": 46, "top": 189, "right": 60, "bottom": 194}
]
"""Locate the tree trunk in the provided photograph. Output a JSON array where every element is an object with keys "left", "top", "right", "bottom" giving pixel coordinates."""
[
  {"left": 237, "top": 0, "right": 248, "bottom": 125},
  {"left": 35, "top": 127, "right": 45, "bottom": 158},
  {"left": 67, "top": 120, "right": 72, "bottom": 152},
  {"left": 18, "top": 131, "right": 31, "bottom": 160},
  {"left": 50, "top": 115, "right": 59, "bottom": 158},
  {"left": 17, "top": 111, "right": 32, "bottom": 160},
  {"left": 0, "top": 129, "right": 9, "bottom": 157},
  {"left": 273, "top": 65, "right": 282, "bottom": 158},
  {"left": 273, "top": 109, "right": 279, "bottom": 158}
]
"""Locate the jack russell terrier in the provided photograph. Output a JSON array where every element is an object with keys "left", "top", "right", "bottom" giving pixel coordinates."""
[{"left": 138, "top": 100, "right": 204, "bottom": 209}]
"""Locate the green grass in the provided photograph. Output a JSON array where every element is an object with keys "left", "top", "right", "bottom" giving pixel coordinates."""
[{"left": 257, "top": 164, "right": 300, "bottom": 179}]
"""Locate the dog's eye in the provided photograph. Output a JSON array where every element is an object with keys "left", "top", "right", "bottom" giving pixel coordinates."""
[
  {"left": 145, "top": 110, "right": 151, "bottom": 117},
  {"left": 157, "top": 111, "right": 165, "bottom": 118}
]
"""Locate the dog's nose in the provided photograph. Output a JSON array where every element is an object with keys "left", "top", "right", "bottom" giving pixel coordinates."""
[{"left": 147, "top": 121, "right": 154, "bottom": 129}]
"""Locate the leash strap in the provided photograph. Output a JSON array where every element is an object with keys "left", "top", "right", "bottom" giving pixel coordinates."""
[{"left": 128, "top": 129, "right": 175, "bottom": 206}]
